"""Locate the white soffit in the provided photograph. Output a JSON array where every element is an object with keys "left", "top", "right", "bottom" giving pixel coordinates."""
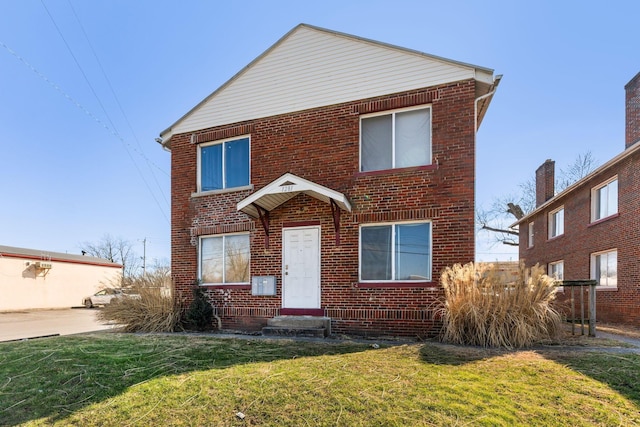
[
  {"left": 162, "top": 24, "right": 493, "bottom": 142},
  {"left": 237, "top": 173, "right": 352, "bottom": 218}
]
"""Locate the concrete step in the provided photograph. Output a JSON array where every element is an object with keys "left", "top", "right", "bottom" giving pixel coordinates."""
[
  {"left": 263, "top": 315, "right": 331, "bottom": 337},
  {"left": 262, "top": 326, "right": 327, "bottom": 338}
]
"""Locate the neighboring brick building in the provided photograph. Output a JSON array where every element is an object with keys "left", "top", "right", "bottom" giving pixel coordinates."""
[
  {"left": 159, "top": 24, "right": 500, "bottom": 337},
  {"left": 514, "top": 71, "right": 640, "bottom": 326}
]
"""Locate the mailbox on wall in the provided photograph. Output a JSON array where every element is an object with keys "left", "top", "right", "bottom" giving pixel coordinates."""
[{"left": 251, "top": 276, "right": 276, "bottom": 296}]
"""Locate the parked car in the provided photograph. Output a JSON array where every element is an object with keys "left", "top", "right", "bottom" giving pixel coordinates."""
[{"left": 83, "top": 288, "right": 130, "bottom": 308}]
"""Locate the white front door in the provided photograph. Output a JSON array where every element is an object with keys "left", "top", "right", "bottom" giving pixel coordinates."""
[{"left": 282, "top": 227, "right": 320, "bottom": 309}]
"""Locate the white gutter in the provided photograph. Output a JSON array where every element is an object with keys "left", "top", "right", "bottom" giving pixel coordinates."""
[{"left": 474, "top": 74, "right": 502, "bottom": 133}]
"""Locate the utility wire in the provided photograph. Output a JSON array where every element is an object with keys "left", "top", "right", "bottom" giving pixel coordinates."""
[
  {"left": 0, "top": 39, "right": 170, "bottom": 224},
  {"left": 67, "top": 0, "right": 170, "bottom": 207}
]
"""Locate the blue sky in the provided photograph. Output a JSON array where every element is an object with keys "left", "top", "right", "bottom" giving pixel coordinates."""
[{"left": 1, "top": 0, "right": 637, "bottom": 264}]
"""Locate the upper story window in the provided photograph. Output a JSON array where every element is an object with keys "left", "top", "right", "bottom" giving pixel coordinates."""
[
  {"left": 359, "top": 221, "right": 431, "bottom": 282},
  {"left": 548, "top": 260, "right": 564, "bottom": 281},
  {"left": 548, "top": 206, "right": 564, "bottom": 239},
  {"left": 528, "top": 222, "right": 534, "bottom": 248},
  {"left": 199, "top": 233, "right": 250, "bottom": 285},
  {"left": 198, "top": 136, "right": 250, "bottom": 192},
  {"left": 591, "top": 249, "right": 617, "bottom": 287},
  {"left": 591, "top": 176, "right": 618, "bottom": 222},
  {"left": 360, "top": 106, "right": 431, "bottom": 172}
]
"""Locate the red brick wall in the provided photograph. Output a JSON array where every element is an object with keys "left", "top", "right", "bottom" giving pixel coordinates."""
[
  {"left": 171, "top": 80, "right": 478, "bottom": 338},
  {"left": 520, "top": 152, "right": 640, "bottom": 325}
]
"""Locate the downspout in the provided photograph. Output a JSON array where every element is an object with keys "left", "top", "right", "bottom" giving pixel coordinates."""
[{"left": 474, "top": 74, "right": 502, "bottom": 133}]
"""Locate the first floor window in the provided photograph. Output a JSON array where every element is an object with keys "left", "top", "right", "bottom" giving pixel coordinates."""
[
  {"left": 199, "top": 233, "right": 250, "bottom": 284},
  {"left": 548, "top": 261, "right": 564, "bottom": 280},
  {"left": 591, "top": 249, "right": 617, "bottom": 287},
  {"left": 199, "top": 136, "right": 250, "bottom": 192},
  {"left": 360, "top": 221, "right": 431, "bottom": 281},
  {"left": 528, "top": 222, "right": 534, "bottom": 247},
  {"left": 548, "top": 206, "right": 564, "bottom": 239}
]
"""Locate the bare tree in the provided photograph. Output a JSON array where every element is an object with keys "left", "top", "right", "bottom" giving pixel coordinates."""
[
  {"left": 81, "top": 234, "right": 141, "bottom": 278},
  {"left": 478, "top": 152, "right": 598, "bottom": 246}
]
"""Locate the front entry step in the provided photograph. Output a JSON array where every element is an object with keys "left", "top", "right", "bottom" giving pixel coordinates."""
[{"left": 262, "top": 315, "right": 331, "bottom": 338}]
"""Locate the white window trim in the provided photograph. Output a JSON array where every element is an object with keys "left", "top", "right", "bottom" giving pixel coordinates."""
[
  {"left": 548, "top": 260, "right": 564, "bottom": 280},
  {"left": 359, "top": 105, "right": 432, "bottom": 172},
  {"left": 590, "top": 248, "right": 618, "bottom": 289},
  {"left": 198, "top": 232, "right": 251, "bottom": 285},
  {"left": 590, "top": 175, "right": 618, "bottom": 222},
  {"left": 197, "top": 134, "right": 251, "bottom": 193},
  {"left": 528, "top": 222, "right": 534, "bottom": 248},
  {"left": 358, "top": 220, "right": 432, "bottom": 282},
  {"left": 548, "top": 206, "right": 564, "bottom": 239}
]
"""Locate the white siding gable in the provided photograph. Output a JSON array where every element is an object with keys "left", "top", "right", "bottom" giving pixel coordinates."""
[{"left": 163, "top": 24, "right": 493, "bottom": 141}]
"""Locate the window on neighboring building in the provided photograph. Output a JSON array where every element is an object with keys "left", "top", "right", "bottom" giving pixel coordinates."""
[
  {"left": 548, "top": 206, "right": 564, "bottom": 239},
  {"left": 548, "top": 261, "right": 564, "bottom": 281},
  {"left": 198, "top": 136, "right": 250, "bottom": 192},
  {"left": 199, "top": 233, "right": 250, "bottom": 284},
  {"left": 592, "top": 176, "right": 618, "bottom": 221},
  {"left": 591, "top": 249, "right": 617, "bottom": 287},
  {"left": 528, "top": 222, "right": 534, "bottom": 248},
  {"left": 360, "top": 106, "right": 431, "bottom": 172},
  {"left": 359, "top": 221, "right": 431, "bottom": 281}
]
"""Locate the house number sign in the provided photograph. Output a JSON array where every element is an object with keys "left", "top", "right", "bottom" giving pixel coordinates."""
[{"left": 280, "top": 185, "right": 294, "bottom": 192}]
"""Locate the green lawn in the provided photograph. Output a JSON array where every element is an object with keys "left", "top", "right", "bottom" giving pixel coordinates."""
[{"left": 1, "top": 333, "right": 639, "bottom": 426}]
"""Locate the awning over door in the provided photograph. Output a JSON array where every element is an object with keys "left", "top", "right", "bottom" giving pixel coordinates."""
[
  {"left": 237, "top": 173, "right": 351, "bottom": 247},
  {"left": 237, "top": 173, "right": 351, "bottom": 217}
]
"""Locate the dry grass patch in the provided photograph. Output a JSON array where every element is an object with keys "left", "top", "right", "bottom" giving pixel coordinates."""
[{"left": 438, "top": 262, "right": 563, "bottom": 348}]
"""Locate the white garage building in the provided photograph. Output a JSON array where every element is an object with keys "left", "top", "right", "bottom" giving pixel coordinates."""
[{"left": 0, "top": 245, "right": 122, "bottom": 311}]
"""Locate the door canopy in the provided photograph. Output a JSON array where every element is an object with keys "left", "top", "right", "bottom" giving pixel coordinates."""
[
  {"left": 237, "top": 173, "right": 351, "bottom": 217},
  {"left": 237, "top": 173, "right": 351, "bottom": 247}
]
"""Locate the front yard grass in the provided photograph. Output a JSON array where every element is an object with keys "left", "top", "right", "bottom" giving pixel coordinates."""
[{"left": 1, "top": 333, "right": 639, "bottom": 426}]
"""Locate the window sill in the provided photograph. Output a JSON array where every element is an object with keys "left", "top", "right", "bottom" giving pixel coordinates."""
[
  {"left": 588, "top": 212, "right": 620, "bottom": 227},
  {"left": 596, "top": 286, "right": 618, "bottom": 292},
  {"left": 547, "top": 234, "right": 564, "bottom": 242},
  {"left": 192, "top": 184, "right": 254, "bottom": 198},
  {"left": 356, "top": 281, "right": 438, "bottom": 289},
  {"left": 355, "top": 163, "right": 437, "bottom": 178},
  {"left": 200, "top": 284, "right": 251, "bottom": 290}
]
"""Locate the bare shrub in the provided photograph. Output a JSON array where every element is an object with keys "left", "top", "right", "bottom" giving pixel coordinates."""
[
  {"left": 436, "top": 262, "right": 563, "bottom": 348},
  {"left": 97, "top": 269, "right": 181, "bottom": 333}
]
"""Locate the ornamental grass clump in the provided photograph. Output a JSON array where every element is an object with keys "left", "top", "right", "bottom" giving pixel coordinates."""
[
  {"left": 97, "top": 270, "right": 182, "bottom": 333},
  {"left": 437, "top": 262, "right": 563, "bottom": 348}
]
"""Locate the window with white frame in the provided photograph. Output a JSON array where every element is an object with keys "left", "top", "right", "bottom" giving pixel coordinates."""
[
  {"left": 548, "top": 261, "right": 564, "bottom": 281},
  {"left": 528, "top": 222, "right": 534, "bottom": 248},
  {"left": 360, "top": 106, "right": 431, "bottom": 172},
  {"left": 199, "top": 233, "right": 250, "bottom": 284},
  {"left": 198, "top": 136, "right": 250, "bottom": 192},
  {"left": 548, "top": 206, "right": 564, "bottom": 239},
  {"left": 591, "top": 176, "right": 618, "bottom": 222},
  {"left": 359, "top": 221, "right": 431, "bottom": 281},
  {"left": 591, "top": 249, "right": 617, "bottom": 287}
]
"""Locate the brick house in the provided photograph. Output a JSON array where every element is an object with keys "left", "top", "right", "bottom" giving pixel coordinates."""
[
  {"left": 159, "top": 24, "right": 500, "bottom": 337},
  {"left": 514, "top": 71, "right": 640, "bottom": 326}
]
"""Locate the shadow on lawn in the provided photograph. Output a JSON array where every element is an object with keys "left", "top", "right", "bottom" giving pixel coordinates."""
[
  {"left": 0, "top": 332, "right": 371, "bottom": 426},
  {"left": 419, "top": 339, "right": 640, "bottom": 408}
]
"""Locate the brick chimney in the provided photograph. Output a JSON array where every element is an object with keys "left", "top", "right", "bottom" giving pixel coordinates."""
[
  {"left": 535, "top": 159, "right": 555, "bottom": 207},
  {"left": 625, "top": 71, "right": 640, "bottom": 149}
]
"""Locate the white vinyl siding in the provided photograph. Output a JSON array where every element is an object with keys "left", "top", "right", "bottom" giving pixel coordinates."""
[
  {"left": 548, "top": 207, "right": 564, "bottom": 239},
  {"left": 591, "top": 176, "right": 618, "bottom": 222},
  {"left": 172, "top": 26, "right": 483, "bottom": 135}
]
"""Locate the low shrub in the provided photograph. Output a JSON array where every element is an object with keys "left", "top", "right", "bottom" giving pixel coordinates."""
[
  {"left": 97, "top": 270, "right": 181, "bottom": 333},
  {"left": 437, "top": 262, "right": 563, "bottom": 348},
  {"left": 183, "top": 285, "right": 215, "bottom": 331}
]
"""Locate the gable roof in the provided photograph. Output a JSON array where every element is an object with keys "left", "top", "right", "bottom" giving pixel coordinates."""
[
  {"left": 237, "top": 173, "right": 351, "bottom": 218},
  {"left": 159, "top": 24, "right": 497, "bottom": 149},
  {"left": 512, "top": 140, "right": 640, "bottom": 227}
]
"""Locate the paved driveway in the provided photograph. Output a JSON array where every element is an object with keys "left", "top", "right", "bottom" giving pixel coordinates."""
[{"left": 0, "top": 308, "right": 115, "bottom": 342}]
